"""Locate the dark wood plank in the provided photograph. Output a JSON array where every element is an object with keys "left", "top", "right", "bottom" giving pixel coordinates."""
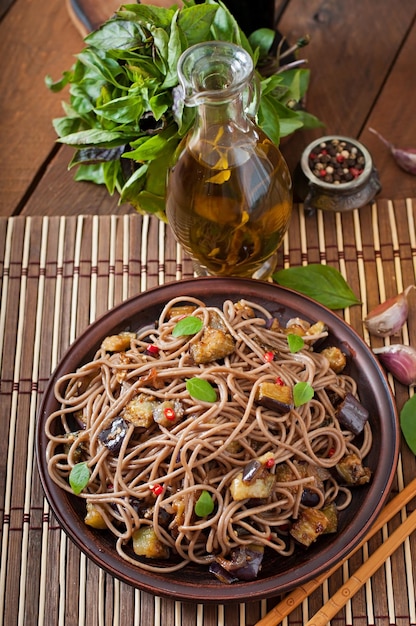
[
  {"left": 0, "top": 0, "right": 13, "bottom": 20},
  {"left": 277, "top": 0, "right": 416, "bottom": 200},
  {"left": 23, "top": 145, "right": 129, "bottom": 215},
  {"left": 361, "top": 19, "right": 416, "bottom": 200},
  {"left": 66, "top": 0, "right": 126, "bottom": 37},
  {"left": 0, "top": 0, "right": 85, "bottom": 216}
]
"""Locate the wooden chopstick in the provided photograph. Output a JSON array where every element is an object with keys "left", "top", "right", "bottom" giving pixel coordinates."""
[
  {"left": 255, "top": 477, "right": 416, "bottom": 626},
  {"left": 306, "top": 506, "right": 416, "bottom": 626}
]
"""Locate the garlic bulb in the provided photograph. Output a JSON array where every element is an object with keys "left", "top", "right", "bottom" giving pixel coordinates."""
[
  {"left": 373, "top": 344, "right": 416, "bottom": 386},
  {"left": 369, "top": 128, "right": 416, "bottom": 175},
  {"left": 364, "top": 285, "right": 415, "bottom": 337}
]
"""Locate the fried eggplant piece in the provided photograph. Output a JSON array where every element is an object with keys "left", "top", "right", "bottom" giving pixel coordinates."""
[
  {"left": 214, "top": 544, "right": 264, "bottom": 581},
  {"left": 336, "top": 392, "right": 369, "bottom": 435},
  {"left": 321, "top": 502, "right": 339, "bottom": 534},
  {"left": 122, "top": 394, "right": 157, "bottom": 428},
  {"left": 290, "top": 508, "right": 329, "bottom": 547},
  {"left": 275, "top": 461, "right": 330, "bottom": 504},
  {"left": 84, "top": 501, "right": 107, "bottom": 529},
  {"left": 336, "top": 453, "right": 372, "bottom": 485},
  {"left": 321, "top": 346, "right": 347, "bottom": 374},
  {"left": 231, "top": 453, "right": 276, "bottom": 501},
  {"left": 190, "top": 326, "right": 235, "bottom": 364},
  {"left": 132, "top": 526, "right": 169, "bottom": 559},
  {"left": 255, "top": 381, "right": 293, "bottom": 414},
  {"left": 101, "top": 331, "right": 136, "bottom": 352},
  {"left": 167, "top": 305, "right": 197, "bottom": 319}
]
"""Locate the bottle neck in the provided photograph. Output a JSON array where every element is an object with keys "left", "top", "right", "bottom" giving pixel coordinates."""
[{"left": 187, "top": 94, "right": 257, "bottom": 168}]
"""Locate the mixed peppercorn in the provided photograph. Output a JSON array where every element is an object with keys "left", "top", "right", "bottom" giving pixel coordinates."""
[{"left": 308, "top": 138, "right": 366, "bottom": 185}]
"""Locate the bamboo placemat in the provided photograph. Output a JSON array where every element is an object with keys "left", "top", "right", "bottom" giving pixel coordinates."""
[{"left": 0, "top": 200, "right": 416, "bottom": 626}]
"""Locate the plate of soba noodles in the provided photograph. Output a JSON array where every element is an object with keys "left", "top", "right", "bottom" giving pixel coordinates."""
[{"left": 36, "top": 277, "right": 399, "bottom": 602}]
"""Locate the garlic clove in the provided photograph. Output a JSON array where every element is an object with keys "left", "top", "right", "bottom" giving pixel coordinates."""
[
  {"left": 373, "top": 344, "right": 416, "bottom": 386},
  {"left": 369, "top": 127, "right": 416, "bottom": 175},
  {"left": 364, "top": 285, "right": 415, "bottom": 337}
]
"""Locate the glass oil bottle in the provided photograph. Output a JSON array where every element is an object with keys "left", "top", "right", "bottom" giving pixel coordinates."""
[{"left": 166, "top": 41, "right": 293, "bottom": 279}]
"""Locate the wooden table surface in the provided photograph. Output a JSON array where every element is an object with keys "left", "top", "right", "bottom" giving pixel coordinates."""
[
  {"left": 1, "top": 0, "right": 416, "bottom": 217},
  {"left": 1, "top": 3, "right": 416, "bottom": 626}
]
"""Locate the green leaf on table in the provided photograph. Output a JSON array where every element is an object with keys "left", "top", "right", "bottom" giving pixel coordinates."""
[
  {"left": 186, "top": 377, "right": 217, "bottom": 402},
  {"left": 272, "top": 264, "right": 360, "bottom": 310},
  {"left": 287, "top": 334, "right": 305, "bottom": 353},
  {"left": 194, "top": 490, "right": 215, "bottom": 517},
  {"left": 400, "top": 395, "right": 416, "bottom": 455},
  {"left": 69, "top": 462, "right": 90, "bottom": 495},
  {"left": 293, "top": 381, "right": 314, "bottom": 407},
  {"left": 172, "top": 316, "right": 203, "bottom": 337}
]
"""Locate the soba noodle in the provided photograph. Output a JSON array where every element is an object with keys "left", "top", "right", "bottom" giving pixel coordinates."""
[{"left": 45, "top": 297, "right": 372, "bottom": 577}]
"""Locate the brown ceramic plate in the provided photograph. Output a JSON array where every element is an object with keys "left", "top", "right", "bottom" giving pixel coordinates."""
[{"left": 36, "top": 277, "right": 399, "bottom": 603}]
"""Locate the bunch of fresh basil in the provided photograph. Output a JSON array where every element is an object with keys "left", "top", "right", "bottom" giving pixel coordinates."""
[{"left": 47, "top": 0, "right": 321, "bottom": 220}]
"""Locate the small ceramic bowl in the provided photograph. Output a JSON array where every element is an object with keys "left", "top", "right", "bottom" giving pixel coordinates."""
[{"left": 295, "top": 135, "right": 381, "bottom": 213}]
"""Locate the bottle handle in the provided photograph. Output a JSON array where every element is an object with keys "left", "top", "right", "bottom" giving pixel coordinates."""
[{"left": 243, "top": 72, "right": 261, "bottom": 118}]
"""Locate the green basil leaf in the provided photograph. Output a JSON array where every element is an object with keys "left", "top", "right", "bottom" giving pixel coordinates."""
[
  {"left": 74, "top": 163, "right": 106, "bottom": 185},
  {"left": 85, "top": 18, "right": 149, "bottom": 50},
  {"left": 295, "top": 109, "right": 323, "bottom": 131},
  {"left": 256, "top": 94, "right": 281, "bottom": 145},
  {"left": 273, "top": 264, "right": 360, "bottom": 310},
  {"left": 144, "top": 139, "right": 179, "bottom": 197},
  {"left": 45, "top": 71, "right": 73, "bottom": 92},
  {"left": 400, "top": 395, "right": 416, "bottom": 455},
  {"left": 248, "top": 28, "right": 275, "bottom": 58},
  {"left": 149, "top": 92, "right": 170, "bottom": 120},
  {"left": 186, "top": 377, "right": 217, "bottom": 402},
  {"left": 172, "top": 316, "right": 203, "bottom": 337},
  {"left": 178, "top": 4, "right": 218, "bottom": 46},
  {"left": 129, "top": 189, "right": 167, "bottom": 221},
  {"left": 102, "top": 160, "right": 122, "bottom": 195},
  {"left": 293, "top": 381, "right": 314, "bottom": 407},
  {"left": 195, "top": 490, "right": 215, "bottom": 517},
  {"left": 58, "top": 129, "right": 133, "bottom": 148},
  {"left": 287, "top": 334, "right": 304, "bottom": 353},
  {"left": 275, "top": 68, "right": 308, "bottom": 104},
  {"left": 116, "top": 5, "right": 176, "bottom": 29},
  {"left": 77, "top": 49, "right": 125, "bottom": 89},
  {"left": 69, "top": 145, "right": 125, "bottom": 167},
  {"left": 125, "top": 125, "right": 178, "bottom": 161},
  {"left": 52, "top": 116, "right": 82, "bottom": 138},
  {"left": 95, "top": 94, "right": 145, "bottom": 124},
  {"left": 69, "top": 462, "right": 90, "bottom": 495},
  {"left": 259, "top": 97, "right": 303, "bottom": 140},
  {"left": 161, "top": 13, "right": 183, "bottom": 89}
]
